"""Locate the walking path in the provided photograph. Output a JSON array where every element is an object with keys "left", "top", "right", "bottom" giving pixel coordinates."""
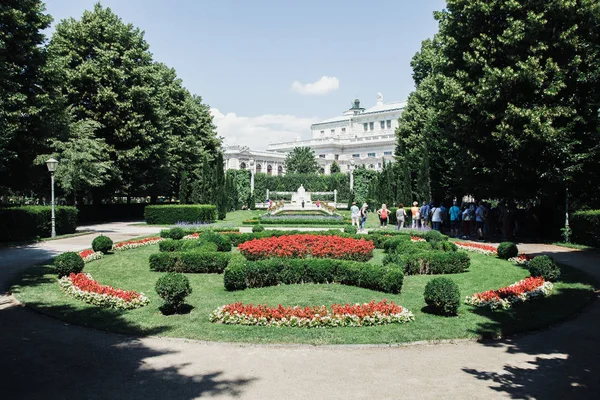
[{"left": 0, "top": 223, "right": 598, "bottom": 399}]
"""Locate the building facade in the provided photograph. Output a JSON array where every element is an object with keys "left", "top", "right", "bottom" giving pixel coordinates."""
[
  {"left": 224, "top": 145, "right": 286, "bottom": 176},
  {"left": 224, "top": 94, "right": 405, "bottom": 175}
]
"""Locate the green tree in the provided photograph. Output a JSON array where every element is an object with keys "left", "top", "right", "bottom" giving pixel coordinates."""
[
  {"left": 284, "top": 147, "right": 319, "bottom": 174},
  {"left": 37, "top": 119, "right": 113, "bottom": 204},
  {"left": 0, "top": 0, "right": 59, "bottom": 194}
]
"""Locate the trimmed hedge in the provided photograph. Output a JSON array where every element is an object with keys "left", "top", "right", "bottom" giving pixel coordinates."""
[
  {"left": 424, "top": 277, "right": 460, "bottom": 316},
  {"left": 145, "top": 205, "right": 217, "bottom": 224},
  {"left": 149, "top": 251, "right": 231, "bottom": 273},
  {"left": 155, "top": 273, "right": 192, "bottom": 312},
  {"left": 0, "top": 206, "right": 78, "bottom": 242},
  {"left": 529, "top": 255, "right": 561, "bottom": 282},
  {"left": 497, "top": 242, "right": 518, "bottom": 259},
  {"left": 384, "top": 249, "right": 470, "bottom": 275},
  {"left": 223, "top": 255, "right": 404, "bottom": 294},
  {"left": 383, "top": 235, "right": 411, "bottom": 253},
  {"left": 54, "top": 251, "right": 84, "bottom": 277},
  {"left": 92, "top": 235, "right": 113, "bottom": 253},
  {"left": 572, "top": 210, "right": 600, "bottom": 247}
]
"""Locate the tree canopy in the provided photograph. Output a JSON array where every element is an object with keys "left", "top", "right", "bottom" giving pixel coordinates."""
[{"left": 284, "top": 147, "right": 320, "bottom": 174}]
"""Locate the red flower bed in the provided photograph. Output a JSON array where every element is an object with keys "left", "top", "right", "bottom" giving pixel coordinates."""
[
  {"left": 79, "top": 249, "right": 95, "bottom": 258},
  {"left": 455, "top": 241, "right": 497, "bottom": 255},
  {"left": 68, "top": 273, "right": 143, "bottom": 302},
  {"left": 113, "top": 236, "right": 162, "bottom": 250},
  {"left": 238, "top": 234, "right": 374, "bottom": 261},
  {"left": 466, "top": 276, "right": 553, "bottom": 310}
]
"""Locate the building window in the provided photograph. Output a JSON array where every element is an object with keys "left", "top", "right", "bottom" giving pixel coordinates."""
[
  {"left": 378, "top": 162, "right": 382, "bottom": 168},
  {"left": 319, "top": 154, "right": 326, "bottom": 158},
  {"left": 387, "top": 120, "right": 391, "bottom": 128},
  {"left": 267, "top": 165, "right": 273, "bottom": 176},
  {"left": 334, "top": 154, "right": 339, "bottom": 160},
  {"left": 352, "top": 154, "right": 360, "bottom": 158},
  {"left": 278, "top": 165, "right": 283, "bottom": 174},
  {"left": 380, "top": 121, "right": 385, "bottom": 129},
  {"left": 369, "top": 164, "right": 375, "bottom": 169},
  {"left": 369, "top": 122, "right": 374, "bottom": 130},
  {"left": 331, "top": 129, "right": 335, "bottom": 134},
  {"left": 368, "top": 152, "right": 376, "bottom": 157},
  {"left": 239, "top": 162, "right": 246, "bottom": 169},
  {"left": 384, "top": 151, "right": 392, "bottom": 156},
  {"left": 363, "top": 123, "right": 368, "bottom": 131},
  {"left": 256, "top": 164, "right": 262, "bottom": 173},
  {"left": 341, "top": 127, "right": 346, "bottom": 133},
  {"left": 320, "top": 130, "right": 324, "bottom": 135}
]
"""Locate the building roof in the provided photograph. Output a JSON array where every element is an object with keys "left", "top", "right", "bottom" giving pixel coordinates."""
[{"left": 311, "top": 99, "right": 407, "bottom": 127}]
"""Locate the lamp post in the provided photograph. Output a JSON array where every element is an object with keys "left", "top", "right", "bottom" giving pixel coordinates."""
[
  {"left": 46, "top": 158, "right": 59, "bottom": 238},
  {"left": 349, "top": 159, "right": 355, "bottom": 192},
  {"left": 249, "top": 159, "right": 255, "bottom": 194}
]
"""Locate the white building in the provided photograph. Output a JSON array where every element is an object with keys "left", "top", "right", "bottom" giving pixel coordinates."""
[
  {"left": 224, "top": 94, "right": 405, "bottom": 175},
  {"left": 224, "top": 145, "right": 287, "bottom": 176}
]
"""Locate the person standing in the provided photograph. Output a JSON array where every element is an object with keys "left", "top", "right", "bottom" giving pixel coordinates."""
[
  {"left": 350, "top": 201, "right": 360, "bottom": 227},
  {"left": 475, "top": 201, "right": 485, "bottom": 241},
  {"left": 431, "top": 203, "right": 442, "bottom": 231},
  {"left": 377, "top": 204, "right": 389, "bottom": 227},
  {"left": 449, "top": 201, "right": 461, "bottom": 238},
  {"left": 411, "top": 201, "right": 420, "bottom": 229},
  {"left": 420, "top": 201, "right": 430, "bottom": 229},
  {"left": 359, "top": 203, "right": 368, "bottom": 232},
  {"left": 439, "top": 202, "right": 448, "bottom": 233},
  {"left": 396, "top": 203, "right": 407, "bottom": 230},
  {"left": 462, "top": 204, "right": 472, "bottom": 239}
]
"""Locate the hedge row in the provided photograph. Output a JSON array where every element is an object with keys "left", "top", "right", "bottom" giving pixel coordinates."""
[
  {"left": 223, "top": 255, "right": 404, "bottom": 294},
  {"left": 383, "top": 240, "right": 470, "bottom": 275},
  {"left": 572, "top": 210, "right": 600, "bottom": 247},
  {"left": 145, "top": 205, "right": 217, "bottom": 224},
  {"left": 0, "top": 206, "right": 78, "bottom": 242},
  {"left": 243, "top": 218, "right": 349, "bottom": 225},
  {"left": 149, "top": 251, "right": 231, "bottom": 273}
]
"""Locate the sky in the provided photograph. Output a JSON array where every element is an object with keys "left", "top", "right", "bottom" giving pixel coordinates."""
[{"left": 43, "top": 0, "right": 446, "bottom": 149}]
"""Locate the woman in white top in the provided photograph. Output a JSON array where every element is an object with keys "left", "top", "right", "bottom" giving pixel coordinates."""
[
  {"left": 431, "top": 203, "right": 443, "bottom": 231},
  {"left": 396, "top": 203, "right": 407, "bottom": 230}
]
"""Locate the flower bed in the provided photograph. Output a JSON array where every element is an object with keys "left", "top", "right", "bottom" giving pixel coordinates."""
[
  {"left": 58, "top": 273, "right": 150, "bottom": 309},
  {"left": 465, "top": 276, "right": 553, "bottom": 310},
  {"left": 455, "top": 241, "right": 497, "bottom": 256},
  {"left": 238, "top": 234, "right": 374, "bottom": 261},
  {"left": 210, "top": 299, "right": 414, "bottom": 328},
  {"left": 78, "top": 249, "right": 103, "bottom": 263},
  {"left": 182, "top": 231, "right": 240, "bottom": 240},
  {"left": 508, "top": 254, "right": 533, "bottom": 266},
  {"left": 113, "top": 236, "right": 163, "bottom": 251},
  {"left": 410, "top": 236, "right": 426, "bottom": 242}
]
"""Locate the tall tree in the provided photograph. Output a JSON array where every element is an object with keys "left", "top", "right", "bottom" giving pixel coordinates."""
[
  {"left": 284, "top": 147, "right": 319, "bottom": 174},
  {"left": 0, "top": 0, "right": 58, "bottom": 194},
  {"left": 330, "top": 161, "right": 341, "bottom": 174}
]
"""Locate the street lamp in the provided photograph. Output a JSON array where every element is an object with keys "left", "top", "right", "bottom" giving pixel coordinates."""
[
  {"left": 349, "top": 159, "right": 355, "bottom": 192},
  {"left": 46, "top": 158, "right": 59, "bottom": 238},
  {"left": 249, "top": 159, "right": 255, "bottom": 194}
]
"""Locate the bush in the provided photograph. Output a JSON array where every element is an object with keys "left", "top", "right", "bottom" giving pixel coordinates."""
[
  {"left": 252, "top": 224, "right": 265, "bottom": 233},
  {"left": 145, "top": 205, "right": 217, "bottom": 224},
  {"left": 166, "top": 227, "right": 185, "bottom": 240},
  {"left": 0, "top": 206, "right": 78, "bottom": 242},
  {"left": 424, "top": 230, "right": 445, "bottom": 243},
  {"left": 149, "top": 251, "right": 231, "bottom": 273},
  {"left": 54, "top": 252, "right": 85, "bottom": 277},
  {"left": 92, "top": 235, "right": 113, "bottom": 253},
  {"left": 199, "top": 231, "right": 232, "bottom": 252},
  {"left": 159, "top": 239, "right": 184, "bottom": 252},
  {"left": 181, "top": 240, "right": 218, "bottom": 253},
  {"left": 572, "top": 210, "right": 600, "bottom": 247},
  {"left": 400, "top": 251, "right": 470, "bottom": 275},
  {"left": 431, "top": 240, "right": 457, "bottom": 252},
  {"left": 497, "top": 242, "right": 518, "bottom": 259},
  {"left": 383, "top": 235, "right": 411, "bottom": 253},
  {"left": 424, "top": 277, "right": 460, "bottom": 316},
  {"left": 222, "top": 257, "right": 404, "bottom": 294},
  {"left": 344, "top": 225, "right": 358, "bottom": 234},
  {"left": 155, "top": 273, "right": 192, "bottom": 312},
  {"left": 529, "top": 255, "right": 561, "bottom": 282}
]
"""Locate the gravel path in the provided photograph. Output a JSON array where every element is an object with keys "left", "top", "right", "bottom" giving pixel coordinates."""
[{"left": 0, "top": 224, "right": 598, "bottom": 399}]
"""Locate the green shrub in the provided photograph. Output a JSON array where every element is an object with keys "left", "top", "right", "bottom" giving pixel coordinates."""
[
  {"left": 572, "top": 210, "right": 600, "bottom": 247},
  {"left": 424, "top": 230, "right": 445, "bottom": 243},
  {"left": 383, "top": 235, "right": 411, "bottom": 253},
  {"left": 344, "top": 225, "right": 358, "bottom": 234},
  {"left": 0, "top": 206, "right": 78, "bottom": 242},
  {"left": 424, "top": 277, "right": 460, "bottom": 316},
  {"left": 149, "top": 251, "right": 231, "bottom": 273},
  {"left": 380, "top": 266, "right": 404, "bottom": 294},
  {"left": 401, "top": 251, "right": 470, "bottom": 275},
  {"left": 223, "top": 255, "right": 248, "bottom": 291},
  {"left": 54, "top": 252, "right": 85, "bottom": 277},
  {"left": 92, "top": 235, "right": 113, "bottom": 253},
  {"left": 497, "top": 242, "right": 518, "bottom": 259},
  {"left": 431, "top": 240, "right": 457, "bottom": 252},
  {"left": 199, "top": 231, "right": 232, "bottom": 252},
  {"left": 155, "top": 273, "right": 192, "bottom": 312},
  {"left": 166, "top": 227, "right": 186, "bottom": 240},
  {"left": 145, "top": 205, "right": 217, "bottom": 224},
  {"left": 159, "top": 239, "right": 184, "bottom": 252},
  {"left": 252, "top": 224, "right": 265, "bottom": 233},
  {"left": 181, "top": 240, "right": 218, "bottom": 253},
  {"left": 529, "top": 255, "right": 561, "bottom": 282}
]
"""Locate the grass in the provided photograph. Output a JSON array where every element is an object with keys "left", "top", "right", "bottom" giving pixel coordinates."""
[
  {"left": 12, "top": 245, "right": 596, "bottom": 345},
  {"left": 552, "top": 242, "right": 597, "bottom": 251}
]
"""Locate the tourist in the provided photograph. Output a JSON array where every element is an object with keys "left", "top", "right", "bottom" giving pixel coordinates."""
[
  {"left": 431, "top": 202, "right": 442, "bottom": 231},
  {"left": 449, "top": 201, "right": 461, "bottom": 237},
  {"left": 439, "top": 202, "right": 447, "bottom": 232},
  {"left": 411, "top": 201, "right": 420, "bottom": 229},
  {"left": 396, "top": 203, "right": 407, "bottom": 230},
  {"left": 420, "top": 201, "right": 430, "bottom": 229},
  {"left": 359, "top": 203, "right": 368, "bottom": 231},
  {"left": 462, "top": 204, "right": 472, "bottom": 239},
  {"left": 475, "top": 201, "right": 485, "bottom": 241},
  {"left": 350, "top": 201, "right": 360, "bottom": 226},
  {"left": 377, "top": 204, "right": 389, "bottom": 227},
  {"left": 316, "top": 199, "right": 320, "bottom": 208}
]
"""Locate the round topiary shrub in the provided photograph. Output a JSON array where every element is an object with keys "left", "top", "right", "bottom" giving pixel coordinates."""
[
  {"left": 381, "top": 266, "right": 404, "bottom": 294},
  {"left": 529, "top": 255, "right": 561, "bottom": 282},
  {"left": 344, "top": 225, "right": 358, "bottom": 234},
  {"left": 166, "top": 227, "right": 185, "bottom": 240},
  {"left": 54, "top": 252, "right": 84, "bottom": 277},
  {"left": 497, "top": 242, "right": 518, "bottom": 259},
  {"left": 424, "top": 277, "right": 460, "bottom": 316},
  {"left": 252, "top": 224, "right": 265, "bottom": 233},
  {"left": 92, "top": 235, "right": 113, "bottom": 253},
  {"left": 155, "top": 272, "right": 192, "bottom": 313}
]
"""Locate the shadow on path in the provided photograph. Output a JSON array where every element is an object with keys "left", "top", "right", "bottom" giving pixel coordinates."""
[{"left": 462, "top": 247, "right": 600, "bottom": 399}]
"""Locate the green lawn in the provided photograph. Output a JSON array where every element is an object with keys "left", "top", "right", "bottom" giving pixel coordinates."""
[{"left": 12, "top": 245, "right": 596, "bottom": 344}]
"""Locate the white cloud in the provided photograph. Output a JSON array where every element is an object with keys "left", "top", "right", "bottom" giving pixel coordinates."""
[
  {"left": 211, "top": 108, "right": 319, "bottom": 151},
  {"left": 291, "top": 76, "right": 340, "bottom": 95}
]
